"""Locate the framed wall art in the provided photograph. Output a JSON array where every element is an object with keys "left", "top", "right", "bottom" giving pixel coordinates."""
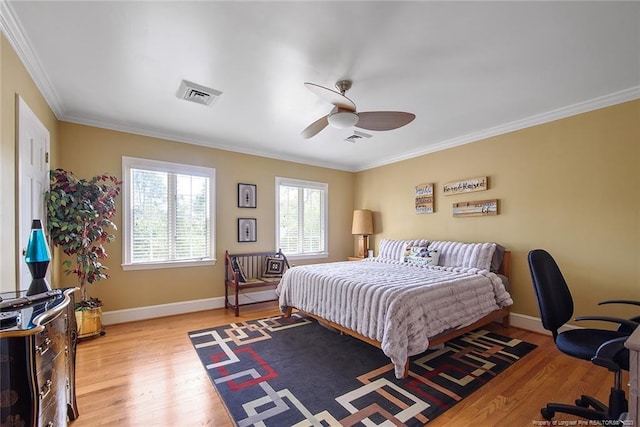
[
  {"left": 237, "top": 218, "right": 257, "bottom": 242},
  {"left": 238, "top": 183, "right": 257, "bottom": 208}
]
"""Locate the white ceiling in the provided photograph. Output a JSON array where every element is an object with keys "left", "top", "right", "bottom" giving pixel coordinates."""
[{"left": 2, "top": 1, "right": 639, "bottom": 172}]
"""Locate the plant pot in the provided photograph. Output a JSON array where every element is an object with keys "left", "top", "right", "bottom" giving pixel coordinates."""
[{"left": 75, "top": 307, "right": 103, "bottom": 339}]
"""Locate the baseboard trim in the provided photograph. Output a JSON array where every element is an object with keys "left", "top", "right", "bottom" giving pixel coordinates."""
[
  {"left": 509, "top": 313, "right": 549, "bottom": 335},
  {"left": 509, "top": 312, "right": 579, "bottom": 336},
  {"left": 104, "top": 298, "right": 574, "bottom": 336},
  {"left": 102, "top": 289, "right": 278, "bottom": 325}
]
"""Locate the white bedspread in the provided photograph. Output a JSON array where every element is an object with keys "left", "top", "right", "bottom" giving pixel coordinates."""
[{"left": 276, "top": 258, "right": 513, "bottom": 378}]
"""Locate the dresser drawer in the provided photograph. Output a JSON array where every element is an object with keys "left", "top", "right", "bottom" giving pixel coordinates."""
[
  {"left": 35, "top": 312, "right": 67, "bottom": 369},
  {"left": 37, "top": 350, "right": 66, "bottom": 424},
  {"left": 39, "top": 393, "right": 67, "bottom": 427}
]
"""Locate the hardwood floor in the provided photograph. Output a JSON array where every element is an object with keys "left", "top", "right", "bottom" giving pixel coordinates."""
[{"left": 72, "top": 303, "right": 629, "bottom": 426}]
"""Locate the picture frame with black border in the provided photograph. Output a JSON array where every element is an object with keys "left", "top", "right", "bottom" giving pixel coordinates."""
[
  {"left": 237, "top": 218, "right": 257, "bottom": 242},
  {"left": 238, "top": 183, "right": 257, "bottom": 208}
]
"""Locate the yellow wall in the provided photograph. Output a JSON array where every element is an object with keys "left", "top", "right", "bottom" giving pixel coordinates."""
[
  {"left": 355, "top": 100, "right": 640, "bottom": 321},
  {"left": 3, "top": 33, "right": 638, "bottom": 324},
  {"left": 0, "top": 33, "right": 59, "bottom": 292},
  {"left": 56, "top": 122, "right": 354, "bottom": 310}
]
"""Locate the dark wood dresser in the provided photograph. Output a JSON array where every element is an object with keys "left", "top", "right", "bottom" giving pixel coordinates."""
[{"left": 0, "top": 287, "right": 79, "bottom": 426}]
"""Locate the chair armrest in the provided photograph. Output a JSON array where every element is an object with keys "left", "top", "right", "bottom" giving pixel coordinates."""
[
  {"left": 229, "top": 269, "right": 239, "bottom": 283},
  {"left": 598, "top": 299, "right": 640, "bottom": 307},
  {"left": 574, "top": 315, "right": 639, "bottom": 330},
  {"left": 591, "top": 336, "right": 629, "bottom": 372}
]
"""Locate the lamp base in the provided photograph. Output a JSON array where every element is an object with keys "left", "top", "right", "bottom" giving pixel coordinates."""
[
  {"left": 357, "top": 235, "right": 370, "bottom": 258},
  {"left": 26, "top": 278, "right": 50, "bottom": 296}
]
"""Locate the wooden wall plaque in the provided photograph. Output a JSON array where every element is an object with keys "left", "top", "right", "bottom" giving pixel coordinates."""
[
  {"left": 415, "top": 183, "right": 434, "bottom": 214},
  {"left": 443, "top": 176, "right": 488, "bottom": 195},
  {"left": 453, "top": 199, "right": 498, "bottom": 217}
]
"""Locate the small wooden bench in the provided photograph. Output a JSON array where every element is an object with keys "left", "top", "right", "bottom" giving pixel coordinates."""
[{"left": 224, "top": 250, "right": 289, "bottom": 316}]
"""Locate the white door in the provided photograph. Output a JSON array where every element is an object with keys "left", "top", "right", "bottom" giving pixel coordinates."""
[{"left": 18, "top": 96, "right": 50, "bottom": 292}]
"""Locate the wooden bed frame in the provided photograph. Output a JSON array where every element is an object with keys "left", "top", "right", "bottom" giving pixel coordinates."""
[{"left": 283, "top": 250, "right": 512, "bottom": 378}]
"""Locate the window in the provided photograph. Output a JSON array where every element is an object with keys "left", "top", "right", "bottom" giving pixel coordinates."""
[
  {"left": 122, "top": 157, "right": 215, "bottom": 270},
  {"left": 276, "top": 177, "right": 328, "bottom": 259}
]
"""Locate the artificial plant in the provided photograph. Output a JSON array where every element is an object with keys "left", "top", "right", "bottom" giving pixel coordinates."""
[{"left": 45, "top": 168, "right": 122, "bottom": 307}]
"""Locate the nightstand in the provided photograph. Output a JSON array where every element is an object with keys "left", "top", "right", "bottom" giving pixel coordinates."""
[{"left": 347, "top": 256, "right": 364, "bottom": 261}]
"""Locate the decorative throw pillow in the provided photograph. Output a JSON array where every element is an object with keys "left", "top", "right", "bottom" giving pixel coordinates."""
[
  {"left": 263, "top": 255, "right": 286, "bottom": 278},
  {"left": 378, "top": 239, "right": 429, "bottom": 261},
  {"left": 404, "top": 246, "right": 440, "bottom": 266},
  {"left": 231, "top": 257, "right": 247, "bottom": 283}
]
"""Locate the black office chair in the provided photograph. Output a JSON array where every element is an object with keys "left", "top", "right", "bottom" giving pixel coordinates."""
[{"left": 528, "top": 249, "right": 639, "bottom": 421}]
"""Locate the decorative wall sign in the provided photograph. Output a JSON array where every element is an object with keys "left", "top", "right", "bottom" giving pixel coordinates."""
[
  {"left": 238, "top": 183, "right": 257, "bottom": 208},
  {"left": 238, "top": 218, "right": 257, "bottom": 242},
  {"left": 415, "top": 183, "right": 434, "bottom": 214},
  {"left": 443, "top": 176, "right": 488, "bottom": 195},
  {"left": 453, "top": 199, "right": 498, "bottom": 217}
]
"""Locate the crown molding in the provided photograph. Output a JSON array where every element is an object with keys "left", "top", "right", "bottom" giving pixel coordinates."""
[
  {"left": 56, "top": 84, "right": 640, "bottom": 174},
  {"left": 3, "top": 0, "right": 636, "bottom": 173},
  {"left": 356, "top": 86, "right": 640, "bottom": 172},
  {"left": 61, "top": 113, "right": 354, "bottom": 172},
  {"left": 0, "top": 0, "right": 64, "bottom": 118}
]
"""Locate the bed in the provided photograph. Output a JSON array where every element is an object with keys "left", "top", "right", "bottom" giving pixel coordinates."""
[{"left": 276, "top": 239, "right": 513, "bottom": 378}]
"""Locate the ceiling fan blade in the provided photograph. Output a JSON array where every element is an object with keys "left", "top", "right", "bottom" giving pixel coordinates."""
[
  {"left": 355, "top": 111, "right": 416, "bottom": 131},
  {"left": 301, "top": 115, "right": 329, "bottom": 139},
  {"left": 304, "top": 82, "right": 356, "bottom": 111}
]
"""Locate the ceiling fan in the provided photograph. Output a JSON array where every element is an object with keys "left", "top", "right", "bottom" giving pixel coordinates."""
[{"left": 301, "top": 80, "right": 416, "bottom": 139}]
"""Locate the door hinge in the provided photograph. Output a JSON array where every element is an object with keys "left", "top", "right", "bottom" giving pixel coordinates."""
[{"left": 45, "top": 152, "right": 49, "bottom": 163}]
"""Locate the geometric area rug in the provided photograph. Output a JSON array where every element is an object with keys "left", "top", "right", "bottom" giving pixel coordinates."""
[{"left": 188, "top": 314, "right": 536, "bottom": 426}]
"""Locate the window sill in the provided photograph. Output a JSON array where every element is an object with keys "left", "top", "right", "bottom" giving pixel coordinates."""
[
  {"left": 122, "top": 259, "right": 216, "bottom": 271},
  {"left": 285, "top": 253, "right": 329, "bottom": 262}
]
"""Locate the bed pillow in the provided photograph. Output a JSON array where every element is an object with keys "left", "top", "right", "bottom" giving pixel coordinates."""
[
  {"left": 404, "top": 246, "right": 440, "bottom": 267},
  {"left": 231, "top": 256, "right": 247, "bottom": 282},
  {"left": 262, "top": 255, "right": 286, "bottom": 278},
  {"left": 491, "top": 243, "right": 506, "bottom": 272},
  {"left": 378, "top": 239, "right": 429, "bottom": 261},
  {"left": 427, "top": 240, "right": 496, "bottom": 270}
]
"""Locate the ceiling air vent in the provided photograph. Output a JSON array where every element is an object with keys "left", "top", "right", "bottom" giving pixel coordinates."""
[
  {"left": 344, "top": 130, "right": 372, "bottom": 143},
  {"left": 176, "top": 80, "right": 222, "bottom": 106}
]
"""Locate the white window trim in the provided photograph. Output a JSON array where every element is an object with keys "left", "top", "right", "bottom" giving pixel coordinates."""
[
  {"left": 275, "top": 176, "right": 329, "bottom": 260},
  {"left": 122, "top": 156, "right": 216, "bottom": 271}
]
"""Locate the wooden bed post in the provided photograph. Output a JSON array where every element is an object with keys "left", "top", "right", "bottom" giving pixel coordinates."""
[
  {"left": 403, "top": 360, "right": 410, "bottom": 379},
  {"left": 283, "top": 307, "right": 293, "bottom": 318},
  {"left": 502, "top": 313, "right": 511, "bottom": 327}
]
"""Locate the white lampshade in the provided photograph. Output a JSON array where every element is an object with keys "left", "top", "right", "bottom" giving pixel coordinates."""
[{"left": 328, "top": 111, "right": 359, "bottom": 129}]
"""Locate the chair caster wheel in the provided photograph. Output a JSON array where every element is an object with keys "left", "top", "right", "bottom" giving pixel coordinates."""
[{"left": 541, "top": 408, "right": 554, "bottom": 420}]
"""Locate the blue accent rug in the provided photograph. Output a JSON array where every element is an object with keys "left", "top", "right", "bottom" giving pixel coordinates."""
[{"left": 188, "top": 314, "right": 536, "bottom": 426}]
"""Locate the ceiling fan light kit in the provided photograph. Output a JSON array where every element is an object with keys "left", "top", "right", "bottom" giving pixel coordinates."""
[
  {"left": 301, "top": 79, "right": 415, "bottom": 139},
  {"left": 328, "top": 109, "right": 359, "bottom": 128}
]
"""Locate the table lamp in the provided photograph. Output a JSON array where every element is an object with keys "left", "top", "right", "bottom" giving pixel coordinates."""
[
  {"left": 352, "top": 209, "right": 373, "bottom": 258},
  {"left": 25, "top": 219, "right": 51, "bottom": 295}
]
